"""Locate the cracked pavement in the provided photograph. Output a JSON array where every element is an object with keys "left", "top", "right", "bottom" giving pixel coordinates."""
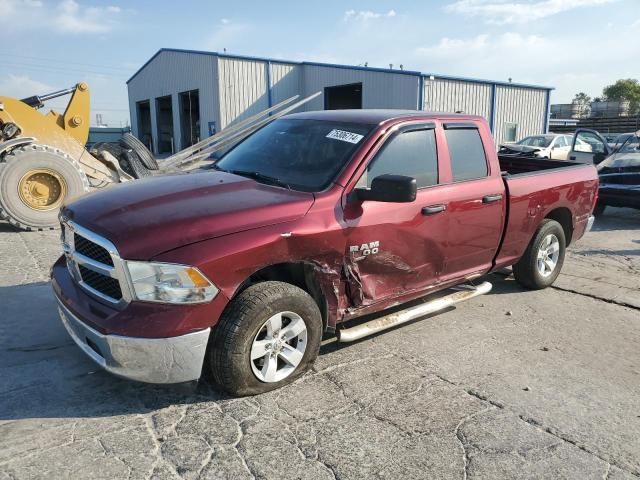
[{"left": 1, "top": 208, "right": 639, "bottom": 479}]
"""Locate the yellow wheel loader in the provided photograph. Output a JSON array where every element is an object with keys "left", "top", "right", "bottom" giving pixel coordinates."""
[{"left": 0, "top": 83, "right": 138, "bottom": 230}]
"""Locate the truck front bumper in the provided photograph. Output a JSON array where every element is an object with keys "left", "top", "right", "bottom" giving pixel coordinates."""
[{"left": 56, "top": 296, "right": 210, "bottom": 384}]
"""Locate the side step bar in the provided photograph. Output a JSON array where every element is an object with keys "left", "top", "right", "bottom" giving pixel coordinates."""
[{"left": 337, "top": 282, "right": 493, "bottom": 343}]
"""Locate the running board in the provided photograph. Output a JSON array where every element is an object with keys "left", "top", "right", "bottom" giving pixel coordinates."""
[{"left": 336, "top": 282, "right": 493, "bottom": 343}]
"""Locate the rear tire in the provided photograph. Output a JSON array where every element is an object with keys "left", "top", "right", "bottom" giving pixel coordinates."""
[
  {"left": 207, "top": 281, "right": 322, "bottom": 396},
  {"left": 513, "top": 219, "right": 566, "bottom": 290},
  {"left": 0, "top": 144, "right": 89, "bottom": 230},
  {"left": 119, "top": 133, "right": 158, "bottom": 170}
]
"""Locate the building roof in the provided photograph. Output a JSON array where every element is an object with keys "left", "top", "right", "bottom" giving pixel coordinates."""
[
  {"left": 127, "top": 48, "right": 554, "bottom": 91},
  {"left": 286, "top": 109, "right": 483, "bottom": 125}
]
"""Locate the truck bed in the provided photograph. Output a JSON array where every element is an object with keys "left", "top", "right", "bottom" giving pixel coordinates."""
[
  {"left": 498, "top": 155, "right": 587, "bottom": 176},
  {"left": 494, "top": 155, "right": 598, "bottom": 269}
]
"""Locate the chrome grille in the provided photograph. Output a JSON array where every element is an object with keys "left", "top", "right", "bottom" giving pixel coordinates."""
[
  {"left": 78, "top": 265, "right": 123, "bottom": 300},
  {"left": 61, "top": 220, "right": 130, "bottom": 308},
  {"left": 74, "top": 234, "right": 114, "bottom": 266}
]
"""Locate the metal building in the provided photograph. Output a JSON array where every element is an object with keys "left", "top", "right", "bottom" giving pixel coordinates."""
[{"left": 127, "top": 48, "right": 553, "bottom": 154}]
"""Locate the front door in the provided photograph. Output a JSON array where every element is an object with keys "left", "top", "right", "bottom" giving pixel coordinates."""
[{"left": 342, "top": 124, "right": 448, "bottom": 307}]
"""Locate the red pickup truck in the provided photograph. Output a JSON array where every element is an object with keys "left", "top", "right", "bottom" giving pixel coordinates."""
[{"left": 52, "top": 110, "right": 598, "bottom": 395}]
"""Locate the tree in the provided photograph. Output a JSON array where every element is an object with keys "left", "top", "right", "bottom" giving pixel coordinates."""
[
  {"left": 571, "top": 92, "right": 591, "bottom": 118},
  {"left": 572, "top": 92, "right": 591, "bottom": 105},
  {"left": 602, "top": 78, "right": 640, "bottom": 115}
]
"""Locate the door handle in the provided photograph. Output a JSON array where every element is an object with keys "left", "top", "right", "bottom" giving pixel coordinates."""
[
  {"left": 569, "top": 155, "right": 577, "bottom": 160},
  {"left": 422, "top": 204, "right": 446, "bottom": 215},
  {"left": 482, "top": 194, "right": 503, "bottom": 204}
]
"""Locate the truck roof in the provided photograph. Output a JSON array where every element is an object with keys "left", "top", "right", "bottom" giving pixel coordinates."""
[{"left": 285, "top": 109, "right": 484, "bottom": 125}]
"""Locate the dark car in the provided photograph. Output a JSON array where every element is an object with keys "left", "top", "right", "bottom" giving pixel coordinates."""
[{"left": 595, "top": 132, "right": 640, "bottom": 215}]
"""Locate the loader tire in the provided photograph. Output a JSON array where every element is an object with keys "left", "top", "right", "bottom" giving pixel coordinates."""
[
  {"left": 0, "top": 144, "right": 89, "bottom": 230},
  {"left": 119, "top": 133, "right": 158, "bottom": 170}
]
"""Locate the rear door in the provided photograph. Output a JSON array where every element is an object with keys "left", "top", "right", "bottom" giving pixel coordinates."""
[
  {"left": 569, "top": 129, "right": 611, "bottom": 164},
  {"left": 438, "top": 123, "right": 506, "bottom": 282}
]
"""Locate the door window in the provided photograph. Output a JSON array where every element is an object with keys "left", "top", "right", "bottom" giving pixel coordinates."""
[
  {"left": 357, "top": 128, "right": 438, "bottom": 188},
  {"left": 445, "top": 128, "right": 489, "bottom": 182},
  {"left": 574, "top": 131, "right": 606, "bottom": 154},
  {"left": 555, "top": 136, "right": 567, "bottom": 147}
]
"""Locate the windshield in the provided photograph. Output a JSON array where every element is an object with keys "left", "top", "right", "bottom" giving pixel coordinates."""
[
  {"left": 617, "top": 135, "right": 640, "bottom": 154},
  {"left": 216, "top": 119, "right": 373, "bottom": 192},
  {"left": 517, "top": 136, "right": 553, "bottom": 147}
]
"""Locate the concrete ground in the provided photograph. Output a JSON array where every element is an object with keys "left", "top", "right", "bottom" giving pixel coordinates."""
[{"left": 0, "top": 208, "right": 639, "bottom": 479}]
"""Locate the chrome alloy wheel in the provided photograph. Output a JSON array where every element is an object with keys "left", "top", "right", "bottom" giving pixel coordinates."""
[
  {"left": 250, "top": 311, "right": 308, "bottom": 383},
  {"left": 537, "top": 233, "right": 560, "bottom": 277}
]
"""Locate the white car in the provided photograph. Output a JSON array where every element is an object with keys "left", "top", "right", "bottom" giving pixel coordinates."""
[{"left": 499, "top": 134, "right": 574, "bottom": 160}]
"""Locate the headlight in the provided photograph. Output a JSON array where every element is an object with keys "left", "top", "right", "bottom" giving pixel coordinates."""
[{"left": 125, "top": 261, "right": 218, "bottom": 304}]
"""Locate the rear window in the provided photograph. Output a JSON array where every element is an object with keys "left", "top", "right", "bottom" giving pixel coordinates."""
[
  {"left": 217, "top": 119, "right": 373, "bottom": 192},
  {"left": 445, "top": 128, "right": 488, "bottom": 182}
]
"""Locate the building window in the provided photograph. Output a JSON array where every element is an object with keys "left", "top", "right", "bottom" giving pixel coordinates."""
[{"left": 504, "top": 122, "right": 518, "bottom": 143}]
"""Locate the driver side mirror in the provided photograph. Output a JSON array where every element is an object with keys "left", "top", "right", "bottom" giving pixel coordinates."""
[{"left": 355, "top": 174, "right": 417, "bottom": 203}]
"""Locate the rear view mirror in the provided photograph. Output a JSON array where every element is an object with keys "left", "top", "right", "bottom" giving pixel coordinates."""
[{"left": 355, "top": 174, "right": 417, "bottom": 203}]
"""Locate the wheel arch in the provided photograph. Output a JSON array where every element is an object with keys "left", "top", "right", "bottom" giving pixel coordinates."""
[
  {"left": 544, "top": 207, "right": 573, "bottom": 245},
  {"left": 232, "top": 262, "right": 330, "bottom": 331}
]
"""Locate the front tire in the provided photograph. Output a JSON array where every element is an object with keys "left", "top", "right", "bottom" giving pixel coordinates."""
[
  {"left": 208, "top": 281, "right": 322, "bottom": 396},
  {"left": 513, "top": 219, "right": 566, "bottom": 290}
]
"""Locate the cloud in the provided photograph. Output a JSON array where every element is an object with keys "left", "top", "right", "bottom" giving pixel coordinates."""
[
  {"left": 0, "top": 74, "right": 54, "bottom": 99},
  {"left": 344, "top": 9, "right": 396, "bottom": 22},
  {"left": 412, "top": 30, "right": 639, "bottom": 102},
  {"left": 220, "top": 18, "right": 231, "bottom": 25},
  {"left": 445, "top": 0, "right": 616, "bottom": 24},
  {"left": 0, "top": 0, "right": 123, "bottom": 34},
  {"left": 416, "top": 32, "right": 547, "bottom": 59},
  {"left": 206, "top": 21, "right": 253, "bottom": 51}
]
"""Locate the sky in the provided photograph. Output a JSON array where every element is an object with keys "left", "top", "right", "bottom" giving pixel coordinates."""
[{"left": 1, "top": 0, "right": 638, "bottom": 126}]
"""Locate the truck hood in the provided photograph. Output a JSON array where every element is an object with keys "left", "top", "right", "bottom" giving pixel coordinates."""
[{"left": 62, "top": 171, "right": 314, "bottom": 259}]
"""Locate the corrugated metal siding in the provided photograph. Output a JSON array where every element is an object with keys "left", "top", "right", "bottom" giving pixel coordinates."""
[
  {"left": 301, "top": 65, "right": 420, "bottom": 111},
  {"left": 128, "top": 50, "right": 550, "bottom": 152},
  {"left": 218, "top": 57, "right": 268, "bottom": 129},
  {"left": 127, "top": 50, "right": 219, "bottom": 152},
  {"left": 423, "top": 78, "right": 492, "bottom": 119},
  {"left": 494, "top": 86, "right": 547, "bottom": 145},
  {"left": 271, "top": 62, "right": 302, "bottom": 105}
]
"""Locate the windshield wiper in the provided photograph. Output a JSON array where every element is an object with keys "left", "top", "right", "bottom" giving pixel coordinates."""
[{"left": 226, "top": 169, "right": 291, "bottom": 190}]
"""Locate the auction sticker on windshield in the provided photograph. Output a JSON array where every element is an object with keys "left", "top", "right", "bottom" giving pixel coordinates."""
[{"left": 326, "top": 129, "right": 364, "bottom": 144}]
